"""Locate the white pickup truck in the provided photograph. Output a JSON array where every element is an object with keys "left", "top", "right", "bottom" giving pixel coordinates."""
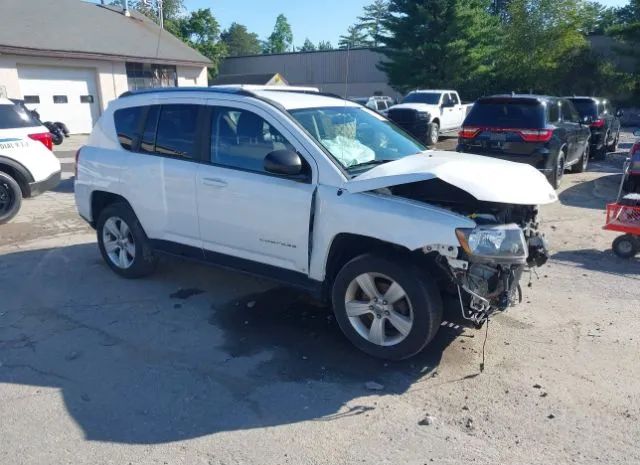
[{"left": 387, "top": 90, "right": 472, "bottom": 146}]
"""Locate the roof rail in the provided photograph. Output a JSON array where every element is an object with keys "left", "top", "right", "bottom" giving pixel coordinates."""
[{"left": 118, "top": 86, "right": 253, "bottom": 99}]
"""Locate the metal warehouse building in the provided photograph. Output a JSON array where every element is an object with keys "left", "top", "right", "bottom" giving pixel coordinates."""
[{"left": 217, "top": 48, "right": 401, "bottom": 100}]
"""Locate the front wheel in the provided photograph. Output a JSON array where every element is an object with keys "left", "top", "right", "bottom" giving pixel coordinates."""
[
  {"left": 426, "top": 122, "right": 439, "bottom": 146},
  {"left": 331, "top": 254, "right": 443, "bottom": 360},
  {"left": 0, "top": 172, "right": 22, "bottom": 224},
  {"left": 97, "top": 203, "right": 157, "bottom": 278},
  {"left": 550, "top": 152, "right": 565, "bottom": 189},
  {"left": 612, "top": 234, "right": 639, "bottom": 259}
]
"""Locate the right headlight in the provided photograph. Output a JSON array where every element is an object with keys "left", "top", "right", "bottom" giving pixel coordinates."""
[{"left": 455, "top": 224, "right": 528, "bottom": 264}]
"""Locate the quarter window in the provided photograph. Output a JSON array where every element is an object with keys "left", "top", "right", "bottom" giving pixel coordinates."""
[
  {"left": 155, "top": 104, "right": 199, "bottom": 159},
  {"left": 211, "top": 107, "right": 295, "bottom": 173},
  {"left": 114, "top": 106, "right": 144, "bottom": 151}
]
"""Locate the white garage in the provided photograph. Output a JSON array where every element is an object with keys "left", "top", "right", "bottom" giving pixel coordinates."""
[
  {"left": 0, "top": 0, "right": 211, "bottom": 135},
  {"left": 18, "top": 66, "right": 100, "bottom": 134}
]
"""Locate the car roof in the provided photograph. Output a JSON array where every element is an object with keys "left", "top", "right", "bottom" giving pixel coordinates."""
[
  {"left": 409, "top": 90, "right": 452, "bottom": 93},
  {"left": 479, "top": 94, "right": 558, "bottom": 104},
  {"left": 119, "top": 86, "right": 359, "bottom": 111},
  {"left": 566, "top": 96, "right": 605, "bottom": 103}
]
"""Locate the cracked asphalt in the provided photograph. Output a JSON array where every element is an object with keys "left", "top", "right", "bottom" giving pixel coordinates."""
[{"left": 0, "top": 134, "right": 639, "bottom": 465}]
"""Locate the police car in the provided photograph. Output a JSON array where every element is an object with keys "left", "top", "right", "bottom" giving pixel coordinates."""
[{"left": 0, "top": 98, "right": 61, "bottom": 224}]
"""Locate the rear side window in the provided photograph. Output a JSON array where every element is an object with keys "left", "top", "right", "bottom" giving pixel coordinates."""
[
  {"left": 0, "top": 103, "right": 39, "bottom": 129},
  {"left": 570, "top": 99, "right": 598, "bottom": 118},
  {"left": 548, "top": 101, "right": 560, "bottom": 123},
  {"left": 464, "top": 100, "right": 545, "bottom": 128},
  {"left": 561, "top": 100, "right": 579, "bottom": 122},
  {"left": 114, "top": 106, "right": 144, "bottom": 151},
  {"left": 155, "top": 104, "right": 200, "bottom": 159}
]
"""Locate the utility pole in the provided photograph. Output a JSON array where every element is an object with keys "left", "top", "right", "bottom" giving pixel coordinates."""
[{"left": 158, "top": 0, "right": 164, "bottom": 29}]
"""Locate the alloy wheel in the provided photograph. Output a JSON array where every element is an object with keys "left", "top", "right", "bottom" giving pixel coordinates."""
[
  {"left": 0, "top": 181, "right": 14, "bottom": 215},
  {"left": 344, "top": 272, "right": 414, "bottom": 347},
  {"left": 102, "top": 216, "right": 136, "bottom": 269}
]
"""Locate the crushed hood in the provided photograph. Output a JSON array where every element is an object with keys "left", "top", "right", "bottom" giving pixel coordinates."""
[{"left": 343, "top": 151, "right": 558, "bottom": 205}]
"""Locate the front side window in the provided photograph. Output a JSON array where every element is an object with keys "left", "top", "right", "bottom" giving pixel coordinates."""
[
  {"left": 155, "top": 105, "right": 199, "bottom": 158},
  {"left": 211, "top": 107, "right": 295, "bottom": 173},
  {"left": 114, "top": 106, "right": 144, "bottom": 150},
  {"left": 289, "top": 106, "right": 425, "bottom": 173}
]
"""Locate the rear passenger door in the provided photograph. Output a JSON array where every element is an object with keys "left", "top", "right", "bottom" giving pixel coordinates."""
[
  {"left": 560, "top": 100, "right": 581, "bottom": 164},
  {"left": 118, "top": 101, "right": 204, "bottom": 249},
  {"left": 196, "top": 102, "right": 316, "bottom": 275}
]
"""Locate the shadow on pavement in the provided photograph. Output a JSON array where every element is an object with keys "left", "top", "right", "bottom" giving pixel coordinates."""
[
  {"left": 552, "top": 249, "right": 639, "bottom": 278},
  {"left": 559, "top": 172, "right": 620, "bottom": 210},
  {"left": 0, "top": 243, "right": 464, "bottom": 444},
  {"left": 51, "top": 176, "right": 75, "bottom": 194}
]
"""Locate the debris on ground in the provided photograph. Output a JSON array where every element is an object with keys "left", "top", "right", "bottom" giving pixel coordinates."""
[
  {"left": 547, "top": 414, "right": 556, "bottom": 419},
  {"left": 169, "top": 288, "right": 204, "bottom": 299},
  {"left": 365, "top": 381, "right": 384, "bottom": 391},
  {"left": 418, "top": 415, "right": 434, "bottom": 426},
  {"left": 533, "top": 384, "right": 542, "bottom": 389},
  {"left": 465, "top": 417, "right": 474, "bottom": 429}
]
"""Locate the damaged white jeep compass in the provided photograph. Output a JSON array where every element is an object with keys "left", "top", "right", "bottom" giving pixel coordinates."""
[{"left": 75, "top": 86, "right": 557, "bottom": 360}]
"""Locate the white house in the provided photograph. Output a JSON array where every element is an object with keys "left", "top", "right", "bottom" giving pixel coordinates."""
[{"left": 0, "top": 0, "right": 210, "bottom": 133}]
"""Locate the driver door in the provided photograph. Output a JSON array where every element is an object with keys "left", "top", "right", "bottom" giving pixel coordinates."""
[{"left": 195, "top": 102, "right": 316, "bottom": 274}]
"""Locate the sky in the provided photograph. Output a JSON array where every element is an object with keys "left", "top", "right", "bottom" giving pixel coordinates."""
[{"left": 182, "top": 0, "right": 630, "bottom": 46}]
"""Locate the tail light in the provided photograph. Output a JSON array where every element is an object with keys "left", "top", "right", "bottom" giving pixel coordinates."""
[
  {"left": 74, "top": 147, "right": 82, "bottom": 178},
  {"left": 28, "top": 132, "right": 53, "bottom": 151},
  {"left": 590, "top": 119, "right": 605, "bottom": 128},
  {"left": 517, "top": 129, "right": 554, "bottom": 143},
  {"left": 459, "top": 127, "right": 481, "bottom": 139}
]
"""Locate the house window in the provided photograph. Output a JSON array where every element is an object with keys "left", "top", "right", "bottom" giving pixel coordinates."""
[
  {"left": 23, "top": 95, "right": 40, "bottom": 104},
  {"left": 80, "top": 95, "right": 94, "bottom": 103},
  {"left": 53, "top": 95, "right": 68, "bottom": 104},
  {"left": 126, "top": 62, "right": 177, "bottom": 91}
]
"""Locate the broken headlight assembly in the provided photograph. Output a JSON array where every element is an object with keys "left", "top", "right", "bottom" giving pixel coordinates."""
[{"left": 455, "top": 224, "right": 528, "bottom": 264}]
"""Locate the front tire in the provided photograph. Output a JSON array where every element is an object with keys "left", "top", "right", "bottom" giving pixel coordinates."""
[
  {"left": 426, "top": 122, "right": 439, "bottom": 146},
  {"left": 0, "top": 171, "right": 23, "bottom": 224},
  {"left": 331, "top": 254, "right": 443, "bottom": 360},
  {"left": 612, "top": 235, "right": 639, "bottom": 259},
  {"left": 96, "top": 203, "right": 157, "bottom": 278}
]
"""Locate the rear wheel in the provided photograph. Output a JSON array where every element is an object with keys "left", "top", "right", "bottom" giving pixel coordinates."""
[
  {"left": 0, "top": 171, "right": 22, "bottom": 224},
  {"left": 97, "top": 203, "right": 157, "bottom": 278},
  {"left": 331, "top": 254, "right": 442, "bottom": 360},
  {"left": 612, "top": 234, "right": 639, "bottom": 259},
  {"left": 427, "top": 122, "right": 439, "bottom": 146},
  {"left": 607, "top": 130, "right": 619, "bottom": 153}
]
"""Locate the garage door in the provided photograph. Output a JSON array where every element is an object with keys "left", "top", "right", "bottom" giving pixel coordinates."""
[{"left": 17, "top": 65, "right": 99, "bottom": 134}]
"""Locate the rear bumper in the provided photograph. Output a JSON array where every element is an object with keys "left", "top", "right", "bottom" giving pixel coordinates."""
[
  {"left": 457, "top": 144, "right": 553, "bottom": 172},
  {"left": 27, "top": 170, "right": 61, "bottom": 197}
]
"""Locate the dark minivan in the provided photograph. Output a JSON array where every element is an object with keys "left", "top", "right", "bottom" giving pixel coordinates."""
[
  {"left": 566, "top": 97, "right": 622, "bottom": 160},
  {"left": 457, "top": 95, "right": 591, "bottom": 188}
]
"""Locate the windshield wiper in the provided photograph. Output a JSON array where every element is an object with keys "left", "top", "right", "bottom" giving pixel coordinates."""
[{"left": 348, "top": 159, "right": 395, "bottom": 170}]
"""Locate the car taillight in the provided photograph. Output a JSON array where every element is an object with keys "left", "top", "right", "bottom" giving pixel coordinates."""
[
  {"left": 517, "top": 129, "right": 554, "bottom": 143},
  {"left": 459, "top": 127, "right": 481, "bottom": 139},
  {"left": 590, "top": 119, "right": 605, "bottom": 128},
  {"left": 28, "top": 132, "right": 53, "bottom": 151},
  {"left": 74, "top": 147, "right": 82, "bottom": 178}
]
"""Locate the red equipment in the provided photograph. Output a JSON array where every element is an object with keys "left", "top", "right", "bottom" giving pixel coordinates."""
[{"left": 604, "top": 195, "right": 640, "bottom": 259}]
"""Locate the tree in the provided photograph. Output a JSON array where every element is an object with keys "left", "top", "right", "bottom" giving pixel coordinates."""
[
  {"left": 221, "top": 22, "right": 261, "bottom": 56},
  {"left": 579, "top": 1, "right": 618, "bottom": 35},
  {"left": 300, "top": 38, "right": 317, "bottom": 52},
  {"left": 379, "top": 0, "right": 500, "bottom": 96},
  {"left": 608, "top": 0, "right": 640, "bottom": 102},
  {"left": 498, "top": 0, "right": 589, "bottom": 93},
  {"left": 123, "top": 0, "right": 184, "bottom": 24},
  {"left": 317, "top": 40, "right": 334, "bottom": 50},
  {"left": 356, "top": 0, "right": 390, "bottom": 46},
  {"left": 264, "top": 14, "right": 294, "bottom": 53},
  {"left": 338, "top": 25, "right": 370, "bottom": 49}
]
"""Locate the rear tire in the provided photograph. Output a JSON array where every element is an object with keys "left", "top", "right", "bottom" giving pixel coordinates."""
[
  {"left": 0, "top": 171, "right": 22, "bottom": 224},
  {"left": 612, "top": 235, "right": 639, "bottom": 259},
  {"left": 96, "top": 203, "right": 157, "bottom": 278},
  {"left": 426, "top": 122, "right": 439, "bottom": 146},
  {"left": 331, "top": 253, "right": 443, "bottom": 360},
  {"left": 607, "top": 130, "right": 619, "bottom": 153}
]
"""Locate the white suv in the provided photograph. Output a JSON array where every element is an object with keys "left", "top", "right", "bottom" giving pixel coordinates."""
[
  {"left": 75, "top": 87, "right": 557, "bottom": 360},
  {"left": 0, "top": 98, "right": 61, "bottom": 223}
]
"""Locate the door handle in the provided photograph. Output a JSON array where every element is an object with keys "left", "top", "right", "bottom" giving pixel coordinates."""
[{"left": 202, "top": 177, "right": 227, "bottom": 188}]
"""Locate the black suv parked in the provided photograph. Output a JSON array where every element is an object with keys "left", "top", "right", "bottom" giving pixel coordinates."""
[
  {"left": 457, "top": 95, "right": 591, "bottom": 188},
  {"left": 566, "top": 97, "right": 622, "bottom": 160}
]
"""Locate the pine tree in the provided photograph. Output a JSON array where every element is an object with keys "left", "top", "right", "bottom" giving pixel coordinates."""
[
  {"left": 338, "top": 25, "right": 369, "bottom": 49},
  {"left": 356, "top": 0, "right": 390, "bottom": 47},
  {"left": 300, "top": 38, "right": 317, "bottom": 52},
  {"left": 317, "top": 40, "right": 334, "bottom": 50},
  {"left": 264, "top": 14, "right": 294, "bottom": 53},
  {"left": 221, "top": 22, "right": 261, "bottom": 56}
]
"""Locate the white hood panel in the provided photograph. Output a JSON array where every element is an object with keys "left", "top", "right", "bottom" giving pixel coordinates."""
[{"left": 344, "top": 151, "right": 558, "bottom": 205}]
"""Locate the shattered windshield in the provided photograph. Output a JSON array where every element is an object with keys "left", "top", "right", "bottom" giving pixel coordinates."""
[{"left": 289, "top": 106, "right": 426, "bottom": 172}]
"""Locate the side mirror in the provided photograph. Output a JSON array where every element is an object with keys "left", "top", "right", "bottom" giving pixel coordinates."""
[
  {"left": 616, "top": 109, "right": 624, "bottom": 118},
  {"left": 264, "top": 149, "right": 303, "bottom": 176}
]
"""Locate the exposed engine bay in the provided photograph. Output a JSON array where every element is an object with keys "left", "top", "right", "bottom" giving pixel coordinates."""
[{"left": 389, "top": 179, "right": 550, "bottom": 326}]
